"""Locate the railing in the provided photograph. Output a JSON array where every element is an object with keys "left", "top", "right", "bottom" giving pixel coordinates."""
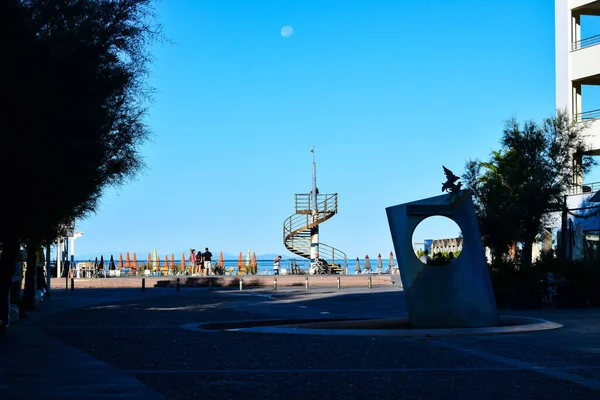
[
  {"left": 569, "top": 181, "right": 600, "bottom": 195},
  {"left": 284, "top": 192, "right": 347, "bottom": 273},
  {"left": 572, "top": 34, "right": 600, "bottom": 51},
  {"left": 294, "top": 193, "right": 338, "bottom": 214},
  {"left": 574, "top": 109, "right": 600, "bottom": 121}
]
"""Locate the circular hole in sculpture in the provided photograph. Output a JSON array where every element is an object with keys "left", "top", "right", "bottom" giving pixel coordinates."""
[{"left": 411, "top": 216, "right": 463, "bottom": 265}]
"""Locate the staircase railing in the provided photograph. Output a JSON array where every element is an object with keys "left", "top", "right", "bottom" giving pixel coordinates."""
[{"left": 283, "top": 193, "right": 347, "bottom": 273}]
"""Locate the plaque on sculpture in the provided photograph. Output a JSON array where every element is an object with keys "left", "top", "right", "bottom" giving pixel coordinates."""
[{"left": 385, "top": 166, "right": 498, "bottom": 328}]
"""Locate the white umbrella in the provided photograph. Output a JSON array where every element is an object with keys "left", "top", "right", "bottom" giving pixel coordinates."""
[
  {"left": 375, "top": 253, "right": 383, "bottom": 274},
  {"left": 364, "top": 255, "right": 371, "bottom": 273},
  {"left": 354, "top": 257, "right": 361, "bottom": 274},
  {"left": 388, "top": 252, "right": 395, "bottom": 274}
]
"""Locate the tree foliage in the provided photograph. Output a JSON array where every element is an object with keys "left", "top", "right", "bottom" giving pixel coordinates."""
[
  {"left": 0, "top": 0, "right": 160, "bottom": 327},
  {"left": 464, "top": 110, "right": 596, "bottom": 268}
]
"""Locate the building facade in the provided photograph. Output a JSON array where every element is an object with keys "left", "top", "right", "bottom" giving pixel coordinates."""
[{"left": 556, "top": 0, "right": 600, "bottom": 188}]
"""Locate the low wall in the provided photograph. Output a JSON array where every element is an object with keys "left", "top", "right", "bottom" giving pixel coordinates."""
[{"left": 50, "top": 274, "right": 396, "bottom": 290}]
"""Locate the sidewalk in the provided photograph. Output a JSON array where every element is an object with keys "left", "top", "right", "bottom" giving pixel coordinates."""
[{"left": 0, "top": 288, "right": 172, "bottom": 399}]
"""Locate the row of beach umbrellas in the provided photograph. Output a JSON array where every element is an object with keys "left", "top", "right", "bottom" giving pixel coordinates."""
[
  {"left": 89, "top": 251, "right": 228, "bottom": 271},
  {"left": 354, "top": 252, "right": 395, "bottom": 273}
]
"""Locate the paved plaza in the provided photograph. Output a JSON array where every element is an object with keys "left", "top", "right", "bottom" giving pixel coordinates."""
[{"left": 2, "top": 285, "right": 600, "bottom": 399}]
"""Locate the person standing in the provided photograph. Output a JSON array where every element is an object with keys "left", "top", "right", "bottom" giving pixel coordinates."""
[
  {"left": 189, "top": 249, "right": 196, "bottom": 275},
  {"left": 202, "top": 248, "right": 213, "bottom": 276},
  {"left": 273, "top": 255, "right": 282, "bottom": 275}
]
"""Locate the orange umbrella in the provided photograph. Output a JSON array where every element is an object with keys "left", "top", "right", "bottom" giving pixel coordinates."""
[
  {"left": 132, "top": 252, "right": 138, "bottom": 271},
  {"left": 165, "top": 255, "right": 169, "bottom": 269},
  {"left": 181, "top": 253, "right": 185, "bottom": 271},
  {"left": 218, "top": 251, "right": 224, "bottom": 267},
  {"left": 147, "top": 253, "right": 152, "bottom": 270},
  {"left": 125, "top": 252, "right": 131, "bottom": 268},
  {"left": 237, "top": 252, "right": 244, "bottom": 275},
  {"left": 171, "top": 253, "right": 175, "bottom": 268},
  {"left": 251, "top": 252, "right": 257, "bottom": 274},
  {"left": 118, "top": 253, "right": 123, "bottom": 270}
]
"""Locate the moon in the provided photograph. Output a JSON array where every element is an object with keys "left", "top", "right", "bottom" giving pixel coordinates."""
[{"left": 281, "top": 26, "right": 293, "bottom": 38}]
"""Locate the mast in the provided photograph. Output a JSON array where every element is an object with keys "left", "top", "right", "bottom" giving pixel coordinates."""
[{"left": 310, "top": 146, "right": 319, "bottom": 264}]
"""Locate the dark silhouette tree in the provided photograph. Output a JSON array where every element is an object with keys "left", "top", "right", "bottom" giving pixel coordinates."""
[{"left": 0, "top": 0, "right": 160, "bottom": 334}]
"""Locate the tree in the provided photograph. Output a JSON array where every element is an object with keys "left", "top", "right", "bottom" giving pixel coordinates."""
[
  {"left": 0, "top": 0, "right": 160, "bottom": 333},
  {"left": 464, "top": 110, "right": 595, "bottom": 268}
]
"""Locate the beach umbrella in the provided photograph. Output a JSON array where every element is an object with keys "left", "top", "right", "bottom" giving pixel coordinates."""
[
  {"left": 251, "top": 252, "right": 257, "bottom": 274},
  {"left": 388, "top": 251, "right": 395, "bottom": 273},
  {"left": 181, "top": 253, "right": 185, "bottom": 273},
  {"left": 237, "top": 252, "right": 244, "bottom": 275},
  {"left": 364, "top": 255, "right": 371, "bottom": 271},
  {"left": 218, "top": 251, "right": 224, "bottom": 267},
  {"left": 94, "top": 257, "right": 98, "bottom": 276},
  {"left": 171, "top": 253, "right": 175, "bottom": 269},
  {"left": 118, "top": 253, "right": 123, "bottom": 270},
  {"left": 147, "top": 253, "right": 152, "bottom": 270},
  {"left": 354, "top": 257, "right": 361, "bottom": 273},
  {"left": 125, "top": 252, "right": 131, "bottom": 269},
  {"left": 110, "top": 255, "right": 116, "bottom": 270},
  {"left": 377, "top": 253, "right": 383, "bottom": 273},
  {"left": 132, "top": 253, "right": 138, "bottom": 271},
  {"left": 152, "top": 248, "right": 158, "bottom": 271},
  {"left": 246, "top": 249, "right": 251, "bottom": 267},
  {"left": 99, "top": 255, "right": 104, "bottom": 272},
  {"left": 165, "top": 255, "right": 169, "bottom": 269}
]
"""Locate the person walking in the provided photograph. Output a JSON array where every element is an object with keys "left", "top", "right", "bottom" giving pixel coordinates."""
[
  {"left": 202, "top": 248, "right": 213, "bottom": 276},
  {"left": 273, "top": 255, "right": 282, "bottom": 275}
]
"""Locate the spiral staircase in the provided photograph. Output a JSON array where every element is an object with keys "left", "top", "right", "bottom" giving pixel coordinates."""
[{"left": 283, "top": 193, "right": 347, "bottom": 274}]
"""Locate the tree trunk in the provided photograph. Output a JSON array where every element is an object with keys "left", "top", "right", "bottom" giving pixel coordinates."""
[
  {"left": 22, "top": 241, "right": 38, "bottom": 310},
  {"left": 0, "top": 236, "right": 20, "bottom": 336}
]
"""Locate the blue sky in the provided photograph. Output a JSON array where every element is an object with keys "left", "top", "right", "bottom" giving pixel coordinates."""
[{"left": 74, "top": 0, "right": 600, "bottom": 260}]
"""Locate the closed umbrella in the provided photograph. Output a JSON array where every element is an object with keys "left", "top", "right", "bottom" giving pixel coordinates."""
[
  {"left": 364, "top": 255, "right": 371, "bottom": 273},
  {"left": 147, "top": 253, "right": 152, "bottom": 272},
  {"left": 251, "top": 252, "right": 257, "bottom": 275},
  {"left": 93, "top": 257, "right": 98, "bottom": 278},
  {"left": 132, "top": 252, "right": 138, "bottom": 274},
  {"left": 165, "top": 255, "right": 169, "bottom": 274},
  {"left": 171, "top": 254, "right": 175, "bottom": 270},
  {"left": 246, "top": 249, "right": 251, "bottom": 268},
  {"left": 125, "top": 252, "right": 131, "bottom": 269},
  {"left": 238, "top": 252, "right": 245, "bottom": 275},
  {"left": 218, "top": 251, "right": 224, "bottom": 267},
  {"left": 99, "top": 255, "right": 104, "bottom": 277},
  {"left": 388, "top": 251, "right": 395, "bottom": 273},
  {"left": 110, "top": 255, "right": 116, "bottom": 270},
  {"left": 118, "top": 253, "right": 123, "bottom": 270},
  {"left": 152, "top": 248, "right": 158, "bottom": 268},
  {"left": 354, "top": 257, "right": 361, "bottom": 274},
  {"left": 181, "top": 253, "right": 185, "bottom": 275},
  {"left": 376, "top": 253, "right": 383, "bottom": 274}
]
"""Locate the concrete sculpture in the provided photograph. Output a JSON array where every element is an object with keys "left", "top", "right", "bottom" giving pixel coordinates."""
[{"left": 386, "top": 167, "right": 498, "bottom": 328}]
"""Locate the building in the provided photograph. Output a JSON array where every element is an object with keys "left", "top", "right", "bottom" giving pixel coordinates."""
[
  {"left": 554, "top": 1, "right": 600, "bottom": 259},
  {"left": 555, "top": 0, "right": 600, "bottom": 189}
]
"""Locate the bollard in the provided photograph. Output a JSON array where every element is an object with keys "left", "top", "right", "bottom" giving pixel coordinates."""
[
  {"left": 368, "top": 276, "right": 372, "bottom": 289},
  {"left": 305, "top": 276, "right": 309, "bottom": 290},
  {"left": 337, "top": 276, "right": 341, "bottom": 290},
  {"left": 176, "top": 278, "right": 180, "bottom": 292},
  {"left": 239, "top": 278, "right": 243, "bottom": 291},
  {"left": 142, "top": 278, "right": 145, "bottom": 291},
  {"left": 70, "top": 278, "right": 74, "bottom": 292},
  {"left": 273, "top": 277, "right": 278, "bottom": 290}
]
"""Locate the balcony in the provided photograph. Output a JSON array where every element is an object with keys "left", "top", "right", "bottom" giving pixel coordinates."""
[
  {"left": 572, "top": 33, "right": 600, "bottom": 50},
  {"left": 574, "top": 110, "right": 600, "bottom": 154},
  {"left": 570, "top": 41, "right": 600, "bottom": 81}
]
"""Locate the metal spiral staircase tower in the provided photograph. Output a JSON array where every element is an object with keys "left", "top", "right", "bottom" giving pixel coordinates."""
[{"left": 283, "top": 149, "right": 347, "bottom": 274}]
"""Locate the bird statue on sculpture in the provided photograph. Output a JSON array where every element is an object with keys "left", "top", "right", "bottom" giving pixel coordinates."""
[{"left": 442, "top": 165, "right": 462, "bottom": 193}]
